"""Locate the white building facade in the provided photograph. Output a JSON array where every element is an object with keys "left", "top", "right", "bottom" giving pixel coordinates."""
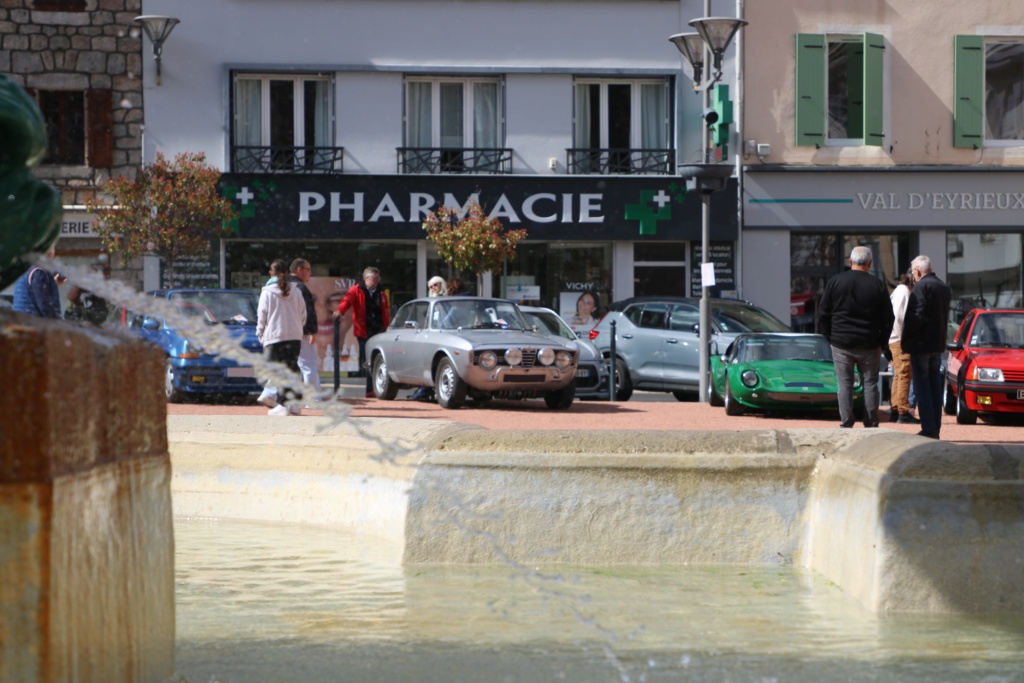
[{"left": 135, "top": 0, "right": 745, "bottom": 319}]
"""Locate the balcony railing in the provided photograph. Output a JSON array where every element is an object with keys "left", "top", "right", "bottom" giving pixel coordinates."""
[
  {"left": 397, "top": 147, "right": 514, "bottom": 174},
  {"left": 566, "top": 148, "right": 674, "bottom": 175},
  {"left": 232, "top": 146, "right": 345, "bottom": 174}
]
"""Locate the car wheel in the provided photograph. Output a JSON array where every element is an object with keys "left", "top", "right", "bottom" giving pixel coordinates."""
[
  {"left": 724, "top": 378, "right": 743, "bottom": 416},
  {"left": 613, "top": 358, "right": 633, "bottom": 402},
  {"left": 707, "top": 377, "right": 724, "bottom": 407},
  {"left": 165, "top": 358, "right": 184, "bottom": 403},
  {"left": 544, "top": 380, "right": 576, "bottom": 410},
  {"left": 956, "top": 382, "right": 978, "bottom": 425},
  {"left": 943, "top": 379, "right": 957, "bottom": 415},
  {"left": 372, "top": 354, "right": 398, "bottom": 400},
  {"left": 435, "top": 357, "right": 468, "bottom": 409}
]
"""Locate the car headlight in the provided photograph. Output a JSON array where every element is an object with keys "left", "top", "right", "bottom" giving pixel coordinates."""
[
  {"left": 973, "top": 367, "right": 1004, "bottom": 382},
  {"left": 479, "top": 350, "right": 498, "bottom": 369},
  {"left": 537, "top": 348, "right": 555, "bottom": 366},
  {"left": 180, "top": 340, "right": 201, "bottom": 359},
  {"left": 504, "top": 348, "right": 523, "bottom": 366},
  {"left": 555, "top": 351, "right": 573, "bottom": 369},
  {"left": 741, "top": 370, "right": 758, "bottom": 388}
]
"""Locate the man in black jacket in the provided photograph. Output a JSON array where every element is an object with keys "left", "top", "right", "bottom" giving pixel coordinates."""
[
  {"left": 901, "top": 255, "right": 952, "bottom": 439},
  {"left": 289, "top": 258, "right": 322, "bottom": 395},
  {"left": 817, "top": 246, "right": 895, "bottom": 428}
]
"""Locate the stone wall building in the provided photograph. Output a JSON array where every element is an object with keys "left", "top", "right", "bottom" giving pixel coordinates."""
[{"left": 1, "top": 0, "right": 145, "bottom": 290}]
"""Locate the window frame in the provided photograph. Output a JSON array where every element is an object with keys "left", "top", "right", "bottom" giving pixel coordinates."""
[
  {"left": 403, "top": 75, "right": 505, "bottom": 148},
  {"left": 795, "top": 32, "right": 885, "bottom": 148},
  {"left": 572, "top": 77, "right": 671, "bottom": 151},
  {"left": 954, "top": 35, "right": 1024, "bottom": 147},
  {"left": 232, "top": 73, "right": 335, "bottom": 150}
]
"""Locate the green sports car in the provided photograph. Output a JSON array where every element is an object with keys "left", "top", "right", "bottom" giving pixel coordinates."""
[{"left": 709, "top": 333, "right": 864, "bottom": 416}]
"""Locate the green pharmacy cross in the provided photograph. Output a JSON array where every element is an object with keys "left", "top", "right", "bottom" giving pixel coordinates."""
[{"left": 625, "top": 183, "right": 687, "bottom": 236}]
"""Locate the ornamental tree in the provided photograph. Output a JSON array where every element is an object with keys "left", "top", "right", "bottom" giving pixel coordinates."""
[
  {"left": 422, "top": 200, "right": 527, "bottom": 280},
  {"left": 85, "top": 152, "right": 237, "bottom": 287}
]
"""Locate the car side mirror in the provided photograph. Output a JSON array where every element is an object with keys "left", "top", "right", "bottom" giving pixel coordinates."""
[
  {"left": 404, "top": 320, "right": 418, "bottom": 329},
  {"left": 946, "top": 341, "right": 962, "bottom": 351},
  {"left": 141, "top": 318, "right": 160, "bottom": 331},
  {"left": 691, "top": 323, "right": 700, "bottom": 335}
]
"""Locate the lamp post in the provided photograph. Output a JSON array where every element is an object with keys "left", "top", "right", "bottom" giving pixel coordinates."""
[
  {"left": 669, "top": 9, "right": 746, "bottom": 403},
  {"left": 134, "top": 16, "right": 180, "bottom": 86}
]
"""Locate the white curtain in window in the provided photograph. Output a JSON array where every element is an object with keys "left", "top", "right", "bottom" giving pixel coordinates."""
[
  {"left": 985, "top": 43, "right": 1024, "bottom": 140},
  {"left": 473, "top": 82, "right": 498, "bottom": 148},
  {"left": 313, "top": 79, "right": 330, "bottom": 147},
  {"left": 235, "top": 78, "right": 262, "bottom": 146},
  {"left": 575, "top": 83, "right": 592, "bottom": 147},
  {"left": 640, "top": 83, "right": 667, "bottom": 149},
  {"left": 408, "top": 82, "right": 432, "bottom": 147}
]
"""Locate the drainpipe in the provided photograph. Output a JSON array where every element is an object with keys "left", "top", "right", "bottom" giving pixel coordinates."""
[{"left": 735, "top": 0, "right": 744, "bottom": 301}]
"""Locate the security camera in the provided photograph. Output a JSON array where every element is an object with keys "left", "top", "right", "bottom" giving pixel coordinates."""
[{"left": 702, "top": 107, "right": 719, "bottom": 126}]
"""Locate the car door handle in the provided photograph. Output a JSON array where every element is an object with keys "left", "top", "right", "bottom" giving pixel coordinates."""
[
  {"left": 621, "top": 334, "right": 633, "bottom": 339},
  {"left": 666, "top": 339, "right": 678, "bottom": 344}
]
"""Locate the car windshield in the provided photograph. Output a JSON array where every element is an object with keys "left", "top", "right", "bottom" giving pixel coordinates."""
[
  {"left": 167, "top": 291, "right": 260, "bottom": 325},
  {"left": 434, "top": 299, "right": 528, "bottom": 331},
  {"left": 737, "top": 335, "right": 833, "bottom": 363},
  {"left": 971, "top": 312, "right": 1024, "bottom": 348},
  {"left": 524, "top": 311, "right": 577, "bottom": 341},
  {"left": 714, "top": 303, "right": 790, "bottom": 333}
]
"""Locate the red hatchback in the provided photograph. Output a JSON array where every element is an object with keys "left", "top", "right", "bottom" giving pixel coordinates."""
[{"left": 944, "top": 308, "right": 1024, "bottom": 424}]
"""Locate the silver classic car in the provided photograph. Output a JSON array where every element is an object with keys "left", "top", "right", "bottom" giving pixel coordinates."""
[{"left": 366, "top": 297, "right": 579, "bottom": 409}]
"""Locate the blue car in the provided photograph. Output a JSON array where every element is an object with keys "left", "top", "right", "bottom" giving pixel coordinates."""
[{"left": 126, "top": 289, "right": 264, "bottom": 402}]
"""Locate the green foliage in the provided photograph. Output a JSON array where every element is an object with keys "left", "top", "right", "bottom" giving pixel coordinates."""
[
  {"left": 422, "top": 201, "right": 527, "bottom": 276},
  {"left": 85, "top": 152, "right": 237, "bottom": 285}
]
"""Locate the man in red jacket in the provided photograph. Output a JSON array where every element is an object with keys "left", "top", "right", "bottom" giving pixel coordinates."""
[{"left": 334, "top": 266, "right": 390, "bottom": 398}]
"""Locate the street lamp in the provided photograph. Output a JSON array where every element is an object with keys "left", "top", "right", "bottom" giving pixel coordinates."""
[
  {"left": 134, "top": 15, "right": 180, "bottom": 86},
  {"left": 669, "top": 12, "right": 746, "bottom": 403}
]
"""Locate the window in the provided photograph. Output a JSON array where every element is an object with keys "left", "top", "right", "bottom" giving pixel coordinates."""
[
  {"left": 947, "top": 231, "right": 1022, "bottom": 322},
  {"left": 795, "top": 33, "right": 884, "bottom": 147},
  {"left": 27, "top": 88, "right": 112, "bottom": 166},
  {"left": 32, "top": 0, "right": 86, "bottom": 9},
  {"left": 232, "top": 74, "right": 336, "bottom": 173},
  {"left": 572, "top": 79, "right": 670, "bottom": 173},
  {"left": 954, "top": 37, "right": 1024, "bottom": 147},
  {"left": 404, "top": 77, "right": 504, "bottom": 172}
]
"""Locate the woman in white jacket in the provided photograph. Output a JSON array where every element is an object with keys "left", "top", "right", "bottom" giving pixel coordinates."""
[{"left": 257, "top": 259, "right": 307, "bottom": 415}]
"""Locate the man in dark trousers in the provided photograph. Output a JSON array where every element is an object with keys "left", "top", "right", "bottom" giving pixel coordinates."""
[
  {"left": 817, "top": 246, "right": 895, "bottom": 428},
  {"left": 334, "top": 266, "right": 390, "bottom": 398},
  {"left": 901, "top": 254, "right": 952, "bottom": 439}
]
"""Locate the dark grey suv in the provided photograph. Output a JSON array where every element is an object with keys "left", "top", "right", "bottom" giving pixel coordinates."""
[{"left": 589, "top": 297, "right": 790, "bottom": 401}]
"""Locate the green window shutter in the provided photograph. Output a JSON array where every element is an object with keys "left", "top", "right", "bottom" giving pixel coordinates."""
[
  {"left": 795, "top": 34, "right": 826, "bottom": 146},
  {"left": 862, "top": 33, "right": 885, "bottom": 147},
  {"left": 954, "top": 35, "right": 984, "bottom": 148}
]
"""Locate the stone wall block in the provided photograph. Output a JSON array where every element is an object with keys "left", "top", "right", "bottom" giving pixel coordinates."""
[
  {"left": 29, "top": 33, "right": 47, "bottom": 50},
  {"left": 0, "top": 314, "right": 100, "bottom": 483},
  {"left": 0, "top": 313, "right": 167, "bottom": 480},
  {"left": 99, "top": 331, "right": 168, "bottom": 460},
  {"left": 4, "top": 34, "right": 30, "bottom": 50},
  {"left": 76, "top": 49, "right": 105, "bottom": 72}
]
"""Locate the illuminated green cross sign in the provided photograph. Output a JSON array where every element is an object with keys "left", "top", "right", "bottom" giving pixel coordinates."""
[{"left": 625, "top": 186, "right": 687, "bottom": 235}]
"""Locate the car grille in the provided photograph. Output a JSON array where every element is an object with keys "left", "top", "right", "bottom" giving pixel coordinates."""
[
  {"left": 520, "top": 349, "right": 537, "bottom": 368},
  {"left": 1003, "top": 369, "right": 1024, "bottom": 382},
  {"left": 763, "top": 391, "right": 835, "bottom": 403},
  {"left": 503, "top": 374, "right": 541, "bottom": 383},
  {"left": 575, "top": 363, "right": 601, "bottom": 389}
]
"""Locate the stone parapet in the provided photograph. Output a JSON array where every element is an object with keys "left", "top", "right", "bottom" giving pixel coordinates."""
[
  {"left": 0, "top": 310, "right": 173, "bottom": 683},
  {"left": 166, "top": 416, "right": 1024, "bottom": 614}
]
